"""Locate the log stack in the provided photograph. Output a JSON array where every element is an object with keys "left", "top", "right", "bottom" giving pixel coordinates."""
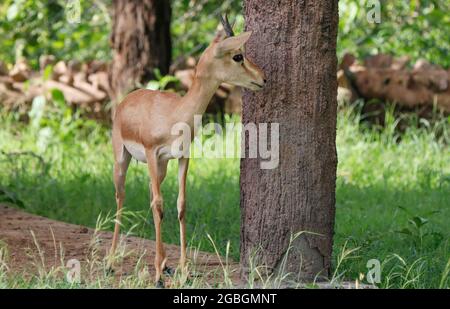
[
  {"left": 1, "top": 53, "right": 448, "bottom": 123},
  {"left": 0, "top": 57, "right": 111, "bottom": 120},
  {"left": 0, "top": 55, "right": 241, "bottom": 121},
  {"left": 338, "top": 53, "right": 450, "bottom": 115}
]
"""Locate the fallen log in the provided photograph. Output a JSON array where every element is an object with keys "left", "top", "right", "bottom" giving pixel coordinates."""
[
  {"left": 88, "top": 71, "right": 111, "bottom": 94},
  {"left": 44, "top": 80, "right": 97, "bottom": 105},
  {"left": 72, "top": 72, "right": 107, "bottom": 101}
]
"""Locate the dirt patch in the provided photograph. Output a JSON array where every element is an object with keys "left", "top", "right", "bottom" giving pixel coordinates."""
[{"left": 0, "top": 204, "right": 239, "bottom": 284}]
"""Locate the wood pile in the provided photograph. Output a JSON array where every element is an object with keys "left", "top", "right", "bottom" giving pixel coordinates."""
[
  {"left": 1, "top": 53, "right": 448, "bottom": 123},
  {"left": 0, "top": 56, "right": 111, "bottom": 119},
  {"left": 0, "top": 55, "right": 242, "bottom": 120},
  {"left": 338, "top": 53, "right": 450, "bottom": 114}
]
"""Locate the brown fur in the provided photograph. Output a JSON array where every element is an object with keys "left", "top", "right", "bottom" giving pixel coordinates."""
[{"left": 109, "top": 31, "right": 265, "bottom": 285}]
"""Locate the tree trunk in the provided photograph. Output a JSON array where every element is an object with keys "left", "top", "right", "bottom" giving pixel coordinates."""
[
  {"left": 109, "top": 0, "right": 171, "bottom": 110},
  {"left": 240, "top": 0, "right": 338, "bottom": 281}
]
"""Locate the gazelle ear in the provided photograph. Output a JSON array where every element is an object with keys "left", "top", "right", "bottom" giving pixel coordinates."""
[
  {"left": 213, "top": 31, "right": 227, "bottom": 43},
  {"left": 214, "top": 31, "right": 252, "bottom": 58}
]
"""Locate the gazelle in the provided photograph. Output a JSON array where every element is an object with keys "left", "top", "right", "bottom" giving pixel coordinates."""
[{"left": 109, "top": 16, "right": 266, "bottom": 286}]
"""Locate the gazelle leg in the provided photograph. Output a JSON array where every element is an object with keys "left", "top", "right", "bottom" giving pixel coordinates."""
[
  {"left": 110, "top": 146, "right": 131, "bottom": 260},
  {"left": 146, "top": 150, "right": 168, "bottom": 285},
  {"left": 158, "top": 158, "right": 175, "bottom": 276},
  {"left": 177, "top": 158, "right": 189, "bottom": 270}
]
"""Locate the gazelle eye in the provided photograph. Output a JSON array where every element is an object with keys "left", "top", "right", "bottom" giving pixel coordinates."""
[{"left": 232, "top": 54, "right": 243, "bottom": 62}]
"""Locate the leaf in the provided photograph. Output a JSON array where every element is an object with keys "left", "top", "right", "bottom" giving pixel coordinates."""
[
  {"left": 7, "top": 3, "right": 19, "bottom": 21},
  {"left": 159, "top": 75, "right": 179, "bottom": 89},
  {"left": 43, "top": 64, "right": 54, "bottom": 81},
  {"left": 409, "top": 216, "right": 428, "bottom": 229},
  {"left": 51, "top": 89, "right": 66, "bottom": 109},
  {"left": 51, "top": 41, "right": 65, "bottom": 49},
  {"left": 146, "top": 80, "right": 160, "bottom": 91},
  {"left": 153, "top": 68, "right": 162, "bottom": 80}
]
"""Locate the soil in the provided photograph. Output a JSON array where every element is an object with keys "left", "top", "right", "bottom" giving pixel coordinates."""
[{"left": 0, "top": 204, "right": 239, "bottom": 285}]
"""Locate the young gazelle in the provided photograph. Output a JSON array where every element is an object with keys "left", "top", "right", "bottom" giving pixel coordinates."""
[{"left": 109, "top": 16, "right": 266, "bottom": 286}]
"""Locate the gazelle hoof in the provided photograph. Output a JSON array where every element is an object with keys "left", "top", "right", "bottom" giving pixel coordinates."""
[
  {"left": 155, "top": 279, "right": 165, "bottom": 288},
  {"left": 105, "top": 267, "right": 115, "bottom": 276},
  {"left": 163, "top": 266, "right": 175, "bottom": 276}
]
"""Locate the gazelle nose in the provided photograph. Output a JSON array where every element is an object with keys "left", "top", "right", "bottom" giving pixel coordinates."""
[{"left": 264, "top": 79, "right": 267, "bottom": 83}]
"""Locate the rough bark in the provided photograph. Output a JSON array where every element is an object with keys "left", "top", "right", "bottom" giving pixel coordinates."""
[
  {"left": 109, "top": 0, "right": 171, "bottom": 109},
  {"left": 240, "top": 0, "right": 338, "bottom": 281}
]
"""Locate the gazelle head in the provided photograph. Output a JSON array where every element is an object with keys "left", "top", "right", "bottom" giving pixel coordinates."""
[{"left": 196, "top": 15, "right": 266, "bottom": 91}]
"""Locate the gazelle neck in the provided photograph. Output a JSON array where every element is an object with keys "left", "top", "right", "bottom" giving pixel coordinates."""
[{"left": 179, "top": 72, "right": 221, "bottom": 117}]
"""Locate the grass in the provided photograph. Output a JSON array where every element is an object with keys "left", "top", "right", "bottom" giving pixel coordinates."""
[{"left": 0, "top": 100, "right": 449, "bottom": 288}]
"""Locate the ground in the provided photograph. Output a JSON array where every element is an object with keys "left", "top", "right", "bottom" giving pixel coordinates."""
[
  {"left": 0, "top": 204, "right": 238, "bottom": 286},
  {"left": 0, "top": 204, "right": 379, "bottom": 289}
]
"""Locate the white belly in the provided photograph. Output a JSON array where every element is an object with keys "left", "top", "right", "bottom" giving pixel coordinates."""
[
  {"left": 158, "top": 145, "right": 176, "bottom": 160},
  {"left": 123, "top": 141, "right": 177, "bottom": 163},
  {"left": 123, "top": 140, "right": 147, "bottom": 163}
]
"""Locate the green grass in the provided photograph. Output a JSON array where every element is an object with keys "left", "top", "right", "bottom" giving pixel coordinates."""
[
  {"left": 0, "top": 102, "right": 449, "bottom": 288},
  {"left": 334, "top": 105, "right": 450, "bottom": 288}
]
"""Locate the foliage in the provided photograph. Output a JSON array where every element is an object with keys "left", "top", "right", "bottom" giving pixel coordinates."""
[
  {"left": 0, "top": 0, "right": 111, "bottom": 68},
  {"left": 338, "top": 0, "right": 450, "bottom": 67},
  {"left": 1, "top": 0, "right": 449, "bottom": 70},
  {"left": 0, "top": 0, "right": 243, "bottom": 69},
  {"left": 334, "top": 102, "right": 450, "bottom": 288},
  {"left": 171, "top": 0, "right": 243, "bottom": 59}
]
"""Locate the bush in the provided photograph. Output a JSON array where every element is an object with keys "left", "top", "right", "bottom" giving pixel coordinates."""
[{"left": 338, "top": 0, "right": 450, "bottom": 68}]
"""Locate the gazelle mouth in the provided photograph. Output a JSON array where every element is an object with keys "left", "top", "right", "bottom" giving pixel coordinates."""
[{"left": 251, "top": 82, "right": 263, "bottom": 88}]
